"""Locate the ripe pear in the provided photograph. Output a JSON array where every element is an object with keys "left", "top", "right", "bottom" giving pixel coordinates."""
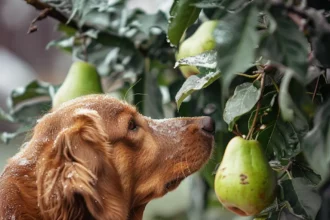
[
  {"left": 214, "top": 136, "right": 277, "bottom": 216},
  {"left": 52, "top": 61, "right": 103, "bottom": 108},
  {"left": 176, "top": 20, "right": 218, "bottom": 78}
]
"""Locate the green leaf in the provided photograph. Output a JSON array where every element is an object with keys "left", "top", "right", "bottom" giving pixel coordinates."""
[
  {"left": 174, "top": 50, "right": 217, "bottom": 70},
  {"left": 303, "top": 98, "right": 330, "bottom": 182},
  {"left": 175, "top": 69, "right": 221, "bottom": 109},
  {"left": 267, "top": 207, "right": 305, "bottom": 220},
  {"left": 223, "top": 82, "right": 261, "bottom": 131},
  {"left": 0, "top": 108, "right": 14, "bottom": 122},
  {"left": 194, "top": 0, "right": 225, "bottom": 8},
  {"left": 291, "top": 162, "right": 321, "bottom": 186},
  {"left": 8, "top": 80, "right": 53, "bottom": 109},
  {"left": 168, "top": 0, "right": 201, "bottom": 46},
  {"left": 74, "top": 32, "right": 144, "bottom": 77},
  {"left": 194, "top": 0, "right": 252, "bottom": 17},
  {"left": 279, "top": 72, "right": 314, "bottom": 122},
  {"left": 57, "top": 23, "right": 77, "bottom": 36},
  {"left": 194, "top": 0, "right": 252, "bottom": 21},
  {"left": 248, "top": 91, "right": 277, "bottom": 130},
  {"left": 131, "top": 11, "right": 168, "bottom": 35},
  {"left": 46, "top": 36, "right": 75, "bottom": 52},
  {"left": 0, "top": 125, "right": 32, "bottom": 144},
  {"left": 6, "top": 80, "right": 53, "bottom": 125},
  {"left": 214, "top": 3, "right": 259, "bottom": 96},
  {"left": 281, "top": 178, "right": 321, "bottom": 219},
  {"left": 259, "top": 9, "right": 309, "bottom": 80},
  {"left": 307, "top": 8, "right": 330, "bottom": 68},
  {"left": 257, "top": 109, "right": 309, "bottom": 160}
]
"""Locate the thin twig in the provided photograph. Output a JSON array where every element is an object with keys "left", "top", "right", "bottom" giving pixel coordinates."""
[
  {"left": 232, "top": 130, "right": 241, "bottom": 137},
  {"left": 312, "top": 76, "right": 320, "bottom": 102},
  {"left": 234, "top": 124, "right": 243, "bottom": 136},
  {"left": 24, "top": 0, "right": 81, "bottom": 31},
  {"left": 27, "top": 8, "right": 51, "bottom": 33},
  {"left": 236, "top": 72, "right": 260, "bottom": 79},
  {"left": 246, "top": 73, "right": 265, "bottom": 140},
  {"left": 269, "top": 75, "right": 280, "bottom": 92}
]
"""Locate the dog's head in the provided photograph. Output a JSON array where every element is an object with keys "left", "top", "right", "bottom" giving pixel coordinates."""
[{"left": 31, "top": 94, "right": 214, "bottom": 219}]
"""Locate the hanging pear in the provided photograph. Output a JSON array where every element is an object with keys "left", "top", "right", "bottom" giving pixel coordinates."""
[
  {"left": 176, "top": 20, "right": 218, "bottom": 78},
  {"left": 214, "top": 136, "right": 277, "bottom": 216},
  {"left": 52, "top": 61, "right": 103, "bottom": 108}
]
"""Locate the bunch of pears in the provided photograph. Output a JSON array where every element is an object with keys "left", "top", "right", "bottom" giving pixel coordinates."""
[
  {"left": 214, "top": 136, "right": 277, "bottom": 216},
  {"left": 52, "top": 61, "right": 103, "bottom": 108}
]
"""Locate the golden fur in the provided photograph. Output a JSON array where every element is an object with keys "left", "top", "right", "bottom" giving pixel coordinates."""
[{"left": 0, "top": 94, "right": 214, "bottom": 220}]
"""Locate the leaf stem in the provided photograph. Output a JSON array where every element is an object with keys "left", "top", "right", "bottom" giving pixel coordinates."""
[
  {"left": 269, "top": 75, "right": 280, "bottom": 92},
  {"left": 246, "top": 73, "right": 265, "bottom": 140},
  {"left": 236, "top": 72, "right": 260, "bottom": 79},
  {"left": 312, "top": 76, "right": 320, "bottom": 102},
  {"left": 232, "top": 124, "right": 243, "bottom": 137}
]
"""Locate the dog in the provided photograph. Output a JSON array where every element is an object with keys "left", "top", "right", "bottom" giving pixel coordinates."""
[{"left": 0, "top": 94, "right": 215, "bottom": 220}]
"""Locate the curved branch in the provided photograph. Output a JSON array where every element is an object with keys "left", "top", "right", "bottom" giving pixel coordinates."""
[{"left": 24, "top": 0, "right": 80, "bottom": 32}]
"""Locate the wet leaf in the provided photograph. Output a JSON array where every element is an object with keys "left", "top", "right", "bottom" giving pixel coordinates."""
[
  {"left": 223, "top": 82, "right": 261, "bottom": 131},
  {"left": 175, "top": 69, "right": 221, "bottom": 109},
  {"left": 174, "top": 50, "right": 217, "bottom": 70}
]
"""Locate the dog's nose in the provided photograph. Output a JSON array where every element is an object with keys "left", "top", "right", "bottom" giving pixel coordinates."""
[{"left": 202, "top": 117, "right": 215, "bottom": 134}]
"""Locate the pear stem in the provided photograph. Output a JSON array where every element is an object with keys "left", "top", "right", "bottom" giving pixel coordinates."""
[{"left": 246, "top": 73, "right": 265, "bottom": 140}]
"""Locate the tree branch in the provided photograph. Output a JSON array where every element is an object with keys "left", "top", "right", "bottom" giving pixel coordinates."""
[{"left": 24, "top": 0, "right": 80, "bottom": 32}]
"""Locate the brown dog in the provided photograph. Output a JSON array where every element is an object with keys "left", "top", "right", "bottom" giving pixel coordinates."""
[{"left": 0, "top": 94, "right": 214, "bottom": 220}]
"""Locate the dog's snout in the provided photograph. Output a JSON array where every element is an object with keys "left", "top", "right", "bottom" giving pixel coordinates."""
[{"left": 201, "top": 117, "right": 215, "bottom": 134}]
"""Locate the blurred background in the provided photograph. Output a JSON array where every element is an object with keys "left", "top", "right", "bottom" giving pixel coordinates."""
[{"left": 0, "top": 0, "right": 244, "bottom": 219}]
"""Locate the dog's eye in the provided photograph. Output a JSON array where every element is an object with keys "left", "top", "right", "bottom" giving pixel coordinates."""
[{"left": 128, "top": 120, "right": 138, "bottom": 131}]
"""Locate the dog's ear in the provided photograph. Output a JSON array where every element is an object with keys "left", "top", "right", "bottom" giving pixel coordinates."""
[{"left": 37, "top": 109, "right": 125, "bottom": 220}]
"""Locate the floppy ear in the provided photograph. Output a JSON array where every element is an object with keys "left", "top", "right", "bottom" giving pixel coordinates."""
[{"left": 37, "top": 109, "right": 126, "bottom": 220}]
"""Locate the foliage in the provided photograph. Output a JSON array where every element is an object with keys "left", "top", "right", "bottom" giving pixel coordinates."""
[{"left": 2, "top": 0, "right": 330, "bottom": 219}]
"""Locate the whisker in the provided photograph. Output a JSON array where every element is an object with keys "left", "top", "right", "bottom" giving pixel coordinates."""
[
  {"left": 123, "top": 78, "right": 142, "bottom": 102},
  {"left": 134, "top": 99, "right": 146, "bottom": 109}
]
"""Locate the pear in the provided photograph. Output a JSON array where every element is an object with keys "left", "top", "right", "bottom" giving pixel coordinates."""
[
  {"left": 214, "top": 136, "right": 277, "bottom": 216},
  {"left": 52, "top": 61, "right": 103, "bottom": 108},
  {"left": 176, "top": 20, "right": 218, "bottom": 78}
]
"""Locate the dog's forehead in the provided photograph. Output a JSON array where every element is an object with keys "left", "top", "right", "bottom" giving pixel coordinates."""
[{"left": 52, "top": 94, "right": 136, "bottom": 114}]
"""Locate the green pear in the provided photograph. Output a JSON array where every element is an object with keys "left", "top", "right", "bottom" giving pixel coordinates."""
[
  {"left": 214, "top": 136, "right": 277, "bottom": 216},
  {"left": 176, "top": 20, "right": 218, "bottom": 78},
  {"left": 52, "top": 61, "right": 103, "bottom": 108}
]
